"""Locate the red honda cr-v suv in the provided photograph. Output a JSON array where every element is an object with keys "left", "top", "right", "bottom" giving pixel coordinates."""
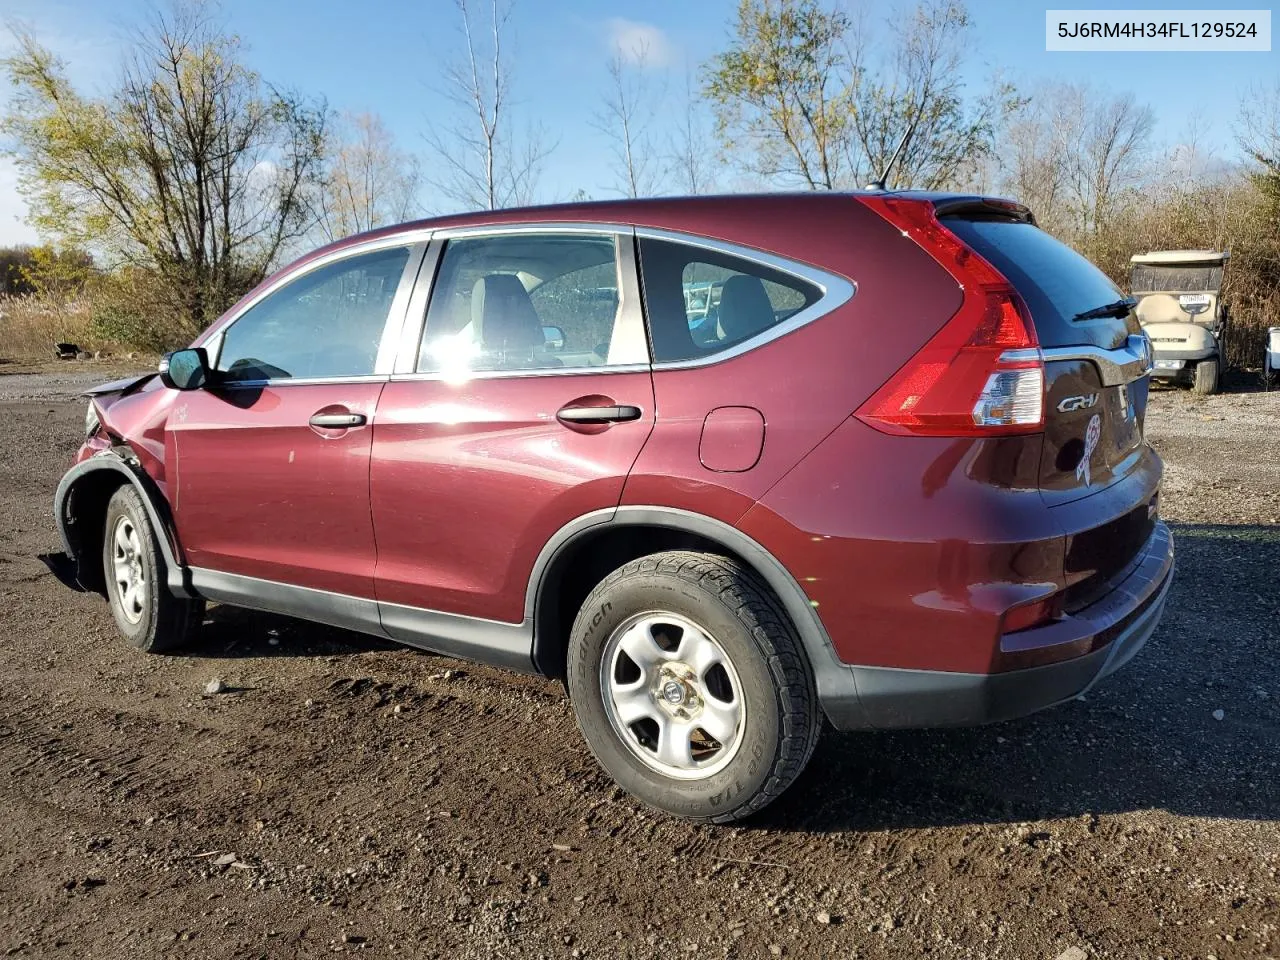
[{"left": 55, "top": 192, "right": 1172, "bottom": 821}]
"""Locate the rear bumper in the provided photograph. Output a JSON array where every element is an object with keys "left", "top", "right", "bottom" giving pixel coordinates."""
[{"left": 821, "top": 521, "right": 1174, "bottom": 730}]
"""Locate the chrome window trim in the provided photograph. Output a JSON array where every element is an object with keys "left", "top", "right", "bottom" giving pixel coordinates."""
[
  {"left": 429, "top": 221, "right": 627, "bottom": 240},
  {"left": 394, "top": 225, "right": 649, "bottom": 379},
  {"left": 632, "top": 226, "right": 857, "bottom": 370},
  {"left": 390, "top": 362, "right": 653, "bottom": 384},
  {"left": 1039, "top": 334, "right": 1154, "bottom": 386},
  {"left": 203, "top": 374, "right": 391, "bottom": 389},
  {"left": 200, "top": 230, "right": 432, "bottom": 386}
]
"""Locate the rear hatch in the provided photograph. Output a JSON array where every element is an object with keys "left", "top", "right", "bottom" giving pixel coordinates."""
[
  {"left": 939, "top": 215, "right": 1149, "bottom": 506},
  {"left": 940, "top": 211, "right": 1157, "bottom": 609}
]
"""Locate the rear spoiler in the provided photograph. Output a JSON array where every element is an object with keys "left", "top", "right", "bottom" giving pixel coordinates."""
[{"left": 932, "top": 197, "right": 1036, "bottom": 226}]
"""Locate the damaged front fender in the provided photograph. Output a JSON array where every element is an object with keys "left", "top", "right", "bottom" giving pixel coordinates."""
[{"left": 54, "top": 450, "right": 192, "bottom": 598}]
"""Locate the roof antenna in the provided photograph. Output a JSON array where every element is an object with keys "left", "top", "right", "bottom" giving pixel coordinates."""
[{"left": 865, "top": 110, "right": 920, "bottom": 191}]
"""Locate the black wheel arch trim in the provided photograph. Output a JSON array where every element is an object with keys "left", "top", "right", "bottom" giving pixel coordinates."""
[
  {"left": 54, "top": 451, "right": 193, "bottom": 598},
  {"left": 525, "top": 505, "right": 870, "bottom": 728}
]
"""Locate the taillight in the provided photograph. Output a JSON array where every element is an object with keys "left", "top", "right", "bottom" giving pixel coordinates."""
[
  {"left": 1001, "top": 593, "right": 1064, "bottom": 634},
  {"left": 854, "top": 195, "right": 1045, "bottom": 437}
]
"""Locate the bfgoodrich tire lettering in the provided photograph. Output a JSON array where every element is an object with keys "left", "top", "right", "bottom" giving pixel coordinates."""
[
  {"left": 102, "top": 485, "right": 204, "bottom": 653},
  {"left": 566, "top": 551, "right": 821, "bottom": 822}
]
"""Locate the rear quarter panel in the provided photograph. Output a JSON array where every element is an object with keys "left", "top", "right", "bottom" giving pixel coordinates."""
[{"left": 622, "top": 197, "right": 963, "bottom": 523}]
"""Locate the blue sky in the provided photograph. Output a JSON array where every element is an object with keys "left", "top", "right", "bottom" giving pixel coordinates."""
[{"left": 1, "top": 0, "right": 1276, "bottom": 245}]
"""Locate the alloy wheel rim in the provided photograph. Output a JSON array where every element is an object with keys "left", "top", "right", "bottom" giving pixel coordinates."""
[
  {"left": 111, "top": 516, "right": 146, "bottom": 625},
  {"left": 600, "top": 612, "right": 746, "bottom": 780}
]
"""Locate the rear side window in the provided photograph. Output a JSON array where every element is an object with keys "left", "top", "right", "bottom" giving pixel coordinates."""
[
  {"left": 638, "top": 238, "right": 821, "bottom": 363},
  {"left": 942, "top": 218, "right": 1137, "bottom": 348}
]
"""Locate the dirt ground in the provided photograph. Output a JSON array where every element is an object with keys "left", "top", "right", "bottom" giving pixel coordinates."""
[{"left": 1, "top": 362, "right": 1277, "bottom": 959}]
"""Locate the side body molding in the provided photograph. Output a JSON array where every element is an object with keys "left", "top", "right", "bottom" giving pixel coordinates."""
[
  {"left": 526, "top": 505, "right": 869, "bottom": 728},
  {"left": 54, "top": 450, "right": 193, "bottom": 597}
]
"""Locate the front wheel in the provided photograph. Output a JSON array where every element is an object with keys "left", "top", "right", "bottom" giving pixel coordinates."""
[
  {"left": 102, "top": 485, "right": 204, "bottom": 653},
  {"left": 1193, "top": 358, "right": 1220, "bottom": 395},
  {"left": 566, "top": 551, "right": 821, "bottom": 822}
]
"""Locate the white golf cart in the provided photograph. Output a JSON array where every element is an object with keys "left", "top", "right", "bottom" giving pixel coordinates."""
[{"left": 1129, "top": 250, "right": 1229, "bottom": 395}]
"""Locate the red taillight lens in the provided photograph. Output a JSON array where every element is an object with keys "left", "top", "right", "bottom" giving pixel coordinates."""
[
  {"left": 1001, "top": 593, "right": 1064, "bottom": 634},
  {"left": 854, "top": 195, "right": 1046, "bottom": 437}
]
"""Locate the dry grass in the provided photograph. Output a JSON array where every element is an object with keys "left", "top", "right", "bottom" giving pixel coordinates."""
[{"left": 0, "top": 294, "right": 104, "bottom": 360}]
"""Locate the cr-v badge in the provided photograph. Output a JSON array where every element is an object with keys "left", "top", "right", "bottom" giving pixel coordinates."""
[{"left": 1058, "top": 393, "right": 1098, "bottom": 413}]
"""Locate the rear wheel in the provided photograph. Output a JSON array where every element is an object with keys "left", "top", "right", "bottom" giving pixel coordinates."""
[
  {"left": 102, "top": 486, "right": 204, "bottom": 653},
  {"left": 566, "top": 551, "right": 820, "bottom": 822},
  {"left": 1193, "top": 358, "right": 1220, "bottom": 395}
]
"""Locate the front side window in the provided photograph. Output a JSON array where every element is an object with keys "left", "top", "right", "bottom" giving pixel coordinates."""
[
  {"left": 638, "top": 238, "right": 822, "bottom": 363},
  {"left": 217, "top": 245, "right": 411, "bottom": 382},
  {"left": 417, "top": 233, "right": 629, "bottom": 374}
]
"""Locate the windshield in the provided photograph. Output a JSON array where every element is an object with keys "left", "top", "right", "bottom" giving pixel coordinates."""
[{"left": 1130, "top": 264, "right": 1223, "bottom": 294}]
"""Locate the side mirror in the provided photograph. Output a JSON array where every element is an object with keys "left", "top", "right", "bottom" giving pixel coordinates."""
[
  {"left": 542, "top": 325, "right": 566, "bottom": 352},
  {"left": 159, "top": 347, "right": 210, "bottom": 391}
]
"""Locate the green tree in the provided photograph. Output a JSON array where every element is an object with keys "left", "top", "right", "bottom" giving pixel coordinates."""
[
  {"left": 2, "top": 2, "right": 327, "bottom": 331},
  {"left": 704, "top": 0, "right": 1018, "bottom": 191},
  {"left": 23, "top": 245, "right": 97, "bottom": 299},
  {"left": 704, "top": 0, "right": 854, "bottom": 189},
  {"left": 0, "top": 246, "right": 36, "bottom": 296},
  {"left": 850, "top": 0, "right": 1021, "bottom": 189}
]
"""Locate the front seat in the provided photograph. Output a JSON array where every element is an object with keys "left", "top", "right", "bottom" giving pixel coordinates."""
[
  {"left": 716, "top": 275, "right": 777, "bottom": 344},
  {"left": 471, "top": 274, "right": 557, "bottom": 368}
]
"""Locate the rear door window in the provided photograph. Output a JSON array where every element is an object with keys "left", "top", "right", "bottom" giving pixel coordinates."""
[
  {"left": 942, "top": 218, "right": 1137, "bottom": 349},
  {"left": 637, "top": 238, "right": 821, "bottom": 363},
  {"left": 416, "top": 232, "right": 645, "bottom": 374}
]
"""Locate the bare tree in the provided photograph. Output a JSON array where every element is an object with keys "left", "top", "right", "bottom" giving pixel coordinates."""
[
  {"left": 1001, "top": 90, "right": 1079, "bottom": 234},
  {"left": 594, "top": 41, "right": 664, "bottom": 198},
  {"left": 424, "top": 0, "right": 553, "bottom": 211},
  {"left": 316, "top": 112, "right": 421, "bottom": 242},
  {"left": 670, "top": 68, "right": 717, "bottom": 194},
  {"left": 997, "top": 83, "right": 1153, "bottom": 238},
  {"left": 1070, "top": 88, "right": 1155, "bottom": 233}
]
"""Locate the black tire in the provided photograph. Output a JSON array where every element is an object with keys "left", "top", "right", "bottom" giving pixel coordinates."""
[
  {"left": 1193, "top": 358, "right": 1220, "bottom": 395},
  {"left": 102, "top": 485, "right": 204, "bottom": 653},
  {"left": 566, "top": 551, "right": 821, "bottom": 822}
]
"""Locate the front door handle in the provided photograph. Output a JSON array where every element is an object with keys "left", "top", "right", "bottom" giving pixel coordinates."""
[
  {"left": 556, "top": 404, "right": 643, "bottom": 424},
  {"left": 309, "top": 412, "right": 367, "bottom": 428}
]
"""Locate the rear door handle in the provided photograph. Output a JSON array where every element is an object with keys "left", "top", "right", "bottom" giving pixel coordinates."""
[
  {"left": 556, "top": 404, "right": 643, "bottom": 423},
  {"left": 309, "top": 412, "right": 367, "bottom": 428}
]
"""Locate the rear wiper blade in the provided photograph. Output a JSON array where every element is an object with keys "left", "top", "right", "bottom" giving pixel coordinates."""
[{"left": 1073, "top": 297, "right": 1136, "bottom": 322}]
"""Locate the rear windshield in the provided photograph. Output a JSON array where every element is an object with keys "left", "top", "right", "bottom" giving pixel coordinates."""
[
  {"left": 943, "top": 218, "right": 1136, "bottom": 349},
  {"left": 1130, "top": 263, "right": 1223, "bottom": 293}
]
